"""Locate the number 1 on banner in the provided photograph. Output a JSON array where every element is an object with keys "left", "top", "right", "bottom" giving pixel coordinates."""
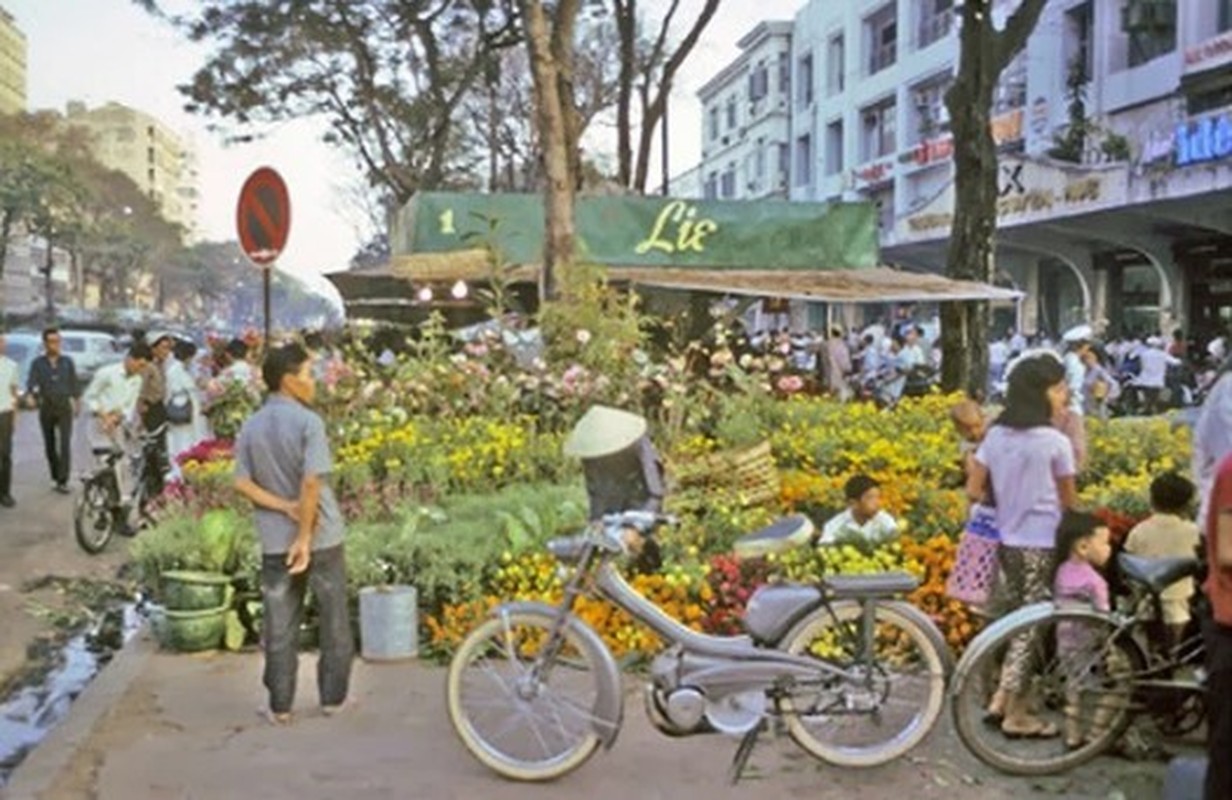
[{"left": 439, "top": 208, "right": 456, "bottom": 235}]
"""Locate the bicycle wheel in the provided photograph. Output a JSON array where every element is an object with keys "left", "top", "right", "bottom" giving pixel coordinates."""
[
  {"left": 446, "top": 610, "right": 605, "bottom": 782},
  {"left": 952, "top": 608, "right": 1144, "bottom": 775},
  {"left": 780, "top": 600, "right": 947, "bottom": 767},
  {"left": 74, "top": 473, "right": 118, "bottom": 554}
]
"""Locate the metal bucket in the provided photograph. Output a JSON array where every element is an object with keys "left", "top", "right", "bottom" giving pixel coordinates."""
[{"left": 358, "top": 585, "right": 418, "bottom": 661}]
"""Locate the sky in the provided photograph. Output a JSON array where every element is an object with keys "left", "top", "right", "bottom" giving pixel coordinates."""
[{"left": 5, "top": 0, "right": 807, "bottom": 303}]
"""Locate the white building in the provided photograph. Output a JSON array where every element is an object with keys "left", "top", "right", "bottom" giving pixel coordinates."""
[
  {"left": 692, "top": 0, "right": 1232, "bottom": 345},
  {"left": 697, "top": 21, "right": 794, "bottom": 201}
]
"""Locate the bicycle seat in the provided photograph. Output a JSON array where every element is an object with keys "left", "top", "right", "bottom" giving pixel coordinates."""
[
  {"left": 1117, "top": 553, "right": 1199, "bottom": 594},
  {"left": 823, "top": 571, "right": 919, "bottom": 598},
  {"left": 732, "top": 515, "right": 815, "bottom": 558}
]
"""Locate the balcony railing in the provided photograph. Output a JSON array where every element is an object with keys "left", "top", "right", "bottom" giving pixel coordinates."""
[{"left": 869, "top": 41, "right": 897, "bottom": 74}]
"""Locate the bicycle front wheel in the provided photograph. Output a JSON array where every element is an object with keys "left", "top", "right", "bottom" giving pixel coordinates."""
[
  {"left": 780, "top": 600, "right": 947, "bottom": 767},
  {"left": 951, "top": 608, "right": 1144, "bottom": 775},
  {"left": 446, "top": 609, "right": 606, "bottom": 782},
  {"left": 74, "top": 473, "right": 118, "bottom": 554}
]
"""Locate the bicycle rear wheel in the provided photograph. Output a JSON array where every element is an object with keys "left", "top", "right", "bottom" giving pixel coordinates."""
[
  {"left": 952, "top": 608, "right": 1144, "bottom": 775},
  {"left": 74, "top": 473, "right": 118, "bottom": 554},
  {"left": 780, "top": 600, "right": 947, "bottom": 767}
]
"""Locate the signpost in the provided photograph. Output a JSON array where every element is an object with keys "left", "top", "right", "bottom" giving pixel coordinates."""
[{"left": 236, "top": 167, "right": 291, "bottom": 344}]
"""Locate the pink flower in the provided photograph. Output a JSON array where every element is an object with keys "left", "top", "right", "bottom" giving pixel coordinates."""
[{"left": 777, "top": 375, "right": 805, "bottom": 394}]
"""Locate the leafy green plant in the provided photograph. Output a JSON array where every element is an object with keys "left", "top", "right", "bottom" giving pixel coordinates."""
[{"left": 130, "top": 508, "right": 257, "bottom": 592}]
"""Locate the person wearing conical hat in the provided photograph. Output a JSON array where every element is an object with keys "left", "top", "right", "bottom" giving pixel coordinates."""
[
  {"left": 564, "top": 405, "right": 665, "bottom": 572},
  {"left": 564, "top": 405, "right": 665, "bottom": 521}
]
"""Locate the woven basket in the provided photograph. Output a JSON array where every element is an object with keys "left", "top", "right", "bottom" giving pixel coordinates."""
[{"left": 671, "top": 440, "right": 780, "bottom": 508}]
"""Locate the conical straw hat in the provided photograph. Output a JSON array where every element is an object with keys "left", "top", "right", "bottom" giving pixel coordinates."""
[{"left": 562, "top": 405, "right": 648, "bottom": 458}]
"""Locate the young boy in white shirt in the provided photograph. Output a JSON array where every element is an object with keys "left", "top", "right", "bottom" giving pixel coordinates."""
[{"left": 819, "top": 474, "right": 900, "bottom": 546}]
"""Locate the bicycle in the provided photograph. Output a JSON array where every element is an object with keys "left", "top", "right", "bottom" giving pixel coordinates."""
[
  {"left": 950, "top": 551, "right": 1204, "bottom": 775},
  {"left": 74, "top": 423, "right": 168, "bottom": 554},
  {"left": 446, "top": 511, "right": 951, "bottom": 783}
]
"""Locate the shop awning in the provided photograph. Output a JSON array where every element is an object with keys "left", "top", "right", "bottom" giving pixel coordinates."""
[{"left": 617, "top": 266, "right": 1024, "bottom": 304}]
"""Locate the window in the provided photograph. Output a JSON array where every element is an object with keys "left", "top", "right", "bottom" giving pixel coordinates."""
[
  {"left": 795, "top": 134, "right": 813, "bottom": 187},
  {"left": 917, "top": 0, "right": 953, "bottom": 49},
  {"left": 726, "top": 96, "right": 737, "bottom": 130},
  {"left": 777, "top": 142, "right": 790, "bottom": 186},
  {"left": 147, "top": 167, "right": 156, "bottom": 182},
  {"left": 704, "top": 172, "right": 718, "bottom": 200},
  {"left": 826, "top": 35, "right": 845, "bottom": 96},
  {"left": 1066, "top": 2, "right": 1094, "bottom": 82},
  {"left": 147, "top": 147, "right": 155, "bottom": 163},
  {"left": 748, "top": 61, "right": 770, "bottom": 103},
  {"left": 708, "top": 107, "right": 719, "bottom": 140},
  {"left": 778, "top": 51, "right": 791, "bottom": 94},
  {"left": 797, "top": 51, "right": 814, "bottom": 107},
  {"left": 721, "top": 164, "right": 737, "bottom": 198},
  {"left": 1121, "top": 0, "right": 1176, "bottom": 68},
  {"left": 825, "top": 120, "right": 844, "bottom": 176},
  {"left": 1223, "top": 0, "right": 1232, "bottom": 32},
  {"left": 861, "top": 98, "right": 897, "bottom": 161},
  {"left": 911, "top": 73, "right": 952, "bottom": 143},
  {"left": 867, "top": 4, "right": 898, "bottom": 75},
  {"left": 754, "top": 136, "right": 767, "bottom": 183},
  {"left": 995, "top": 53, "right": 1027, "bottom": 114}
]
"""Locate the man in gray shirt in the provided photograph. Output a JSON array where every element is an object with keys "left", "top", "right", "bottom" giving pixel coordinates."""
[{"left": 234, "top": 342, "right": 352, "bottom": 724}]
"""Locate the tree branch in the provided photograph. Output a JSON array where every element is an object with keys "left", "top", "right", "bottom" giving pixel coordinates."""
[{"left": 993, "top": 0, "right": 1049, "bottom": 73}]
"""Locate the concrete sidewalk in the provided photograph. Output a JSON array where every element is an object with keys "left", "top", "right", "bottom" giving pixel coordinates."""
[{"left": 3, "top": 629, "right": 1181, "bottom": 800}]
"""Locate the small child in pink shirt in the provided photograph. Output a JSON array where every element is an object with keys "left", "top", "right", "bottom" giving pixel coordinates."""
[{"left": 1053, "top": 510, "right": 1113, "bottom": 749}]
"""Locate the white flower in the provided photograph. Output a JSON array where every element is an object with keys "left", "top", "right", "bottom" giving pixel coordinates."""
[{"left": 576, "top": 329, "right": 592, "bottom": 345}]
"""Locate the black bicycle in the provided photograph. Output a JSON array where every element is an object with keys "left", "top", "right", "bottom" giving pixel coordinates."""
[{"left": 74, "top": 424, "right": 167, "bottom": 554}]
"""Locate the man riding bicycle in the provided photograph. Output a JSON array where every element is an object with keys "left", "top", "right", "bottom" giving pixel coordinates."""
[{"left": 82, "top": 343, "right": 150, "bottom": 506}]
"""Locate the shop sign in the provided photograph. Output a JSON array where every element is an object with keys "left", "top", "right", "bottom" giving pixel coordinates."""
[
  {"left": 1175, "top": 113, "right": 1232, "bottom": 167},
  {"left": 851, "top": 158, "right": 895, "bottom": 188},
  {"left": 1184, "top": 30, "right": 1232, "bottom": 75},
  {"left": 905, "top": 108, "right": 1025, "bottom": 167},
  {"left": 898, "top": 158, "right": 1124, "bottom": 240}
]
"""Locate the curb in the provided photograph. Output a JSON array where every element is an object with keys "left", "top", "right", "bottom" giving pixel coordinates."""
[{"left": 2, "top": 626, "right": 154, "bottom": 800}]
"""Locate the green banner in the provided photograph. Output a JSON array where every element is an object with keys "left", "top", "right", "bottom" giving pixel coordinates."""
[{"left": 392, "top": 192, "right": 879, "bottom": 271}]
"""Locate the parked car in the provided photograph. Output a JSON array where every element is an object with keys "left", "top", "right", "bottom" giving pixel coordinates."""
[
  {"left": 2, "top": 331, "right": 43, "bottom": 393},
  {"left": 59, "top": 329, "right": 123, "bottom": 388}
]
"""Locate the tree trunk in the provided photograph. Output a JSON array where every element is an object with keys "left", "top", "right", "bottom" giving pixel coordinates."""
[
  {"left": 613, "top": 0, "right": 636, "bottom": 188},
  {"left": 0, "top": 210, "right": 12, "bottom": 281},
  {"left": 43, "top": 234, "right": 55, "bottom": 322},
  {"left": 941, "top": 0, "right": 1048, "bottom": 398},
  {"left": 518, "top": 0, "right": 581, "bottom": 301}
]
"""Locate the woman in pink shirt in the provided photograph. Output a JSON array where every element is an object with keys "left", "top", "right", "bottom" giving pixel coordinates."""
[{"left": 967, "top": 354, "right": 1078, "bottom": 738}]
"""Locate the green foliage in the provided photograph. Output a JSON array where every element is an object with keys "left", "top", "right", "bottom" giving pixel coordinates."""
[
  {"left": 344, "top": 483, "right": 588, "bottom": 610},
  {"left": 130, "top": 508, "right": 258, "bottom": 592}
]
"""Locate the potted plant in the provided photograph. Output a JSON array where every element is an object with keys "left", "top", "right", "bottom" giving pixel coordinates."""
[{"left": 347, "top": 512, "right": 424, "bottom": 662}]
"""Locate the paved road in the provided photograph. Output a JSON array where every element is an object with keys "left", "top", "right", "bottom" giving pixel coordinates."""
[
  {"left": 0, "top": 409, "right": 128, "bottom": 687},
  {"left": 6, "top": 647, "right": 1184, "bottom": 800}
]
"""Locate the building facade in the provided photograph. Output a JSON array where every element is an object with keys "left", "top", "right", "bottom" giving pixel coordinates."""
[
  {"left": 0, "top": 4, "right": 26, "bottom": 115},
  {"left": 63, "top": 101, "right": 200, "bottom": 243},
  {"left": 697, "top": 21, "right": 794, "bottom": 202},
  {"left": 695, "top": 0, "right": 1232, "bottom": 343}
]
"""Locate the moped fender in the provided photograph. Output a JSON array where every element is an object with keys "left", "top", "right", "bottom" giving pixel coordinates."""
[{"left": 491, "top": 601, "right": 624, "bottom": 749}]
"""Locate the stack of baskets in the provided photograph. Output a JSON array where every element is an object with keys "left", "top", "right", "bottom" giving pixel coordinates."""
[{"left": 151, "top": 571, "right": 234, "bottom": 652}]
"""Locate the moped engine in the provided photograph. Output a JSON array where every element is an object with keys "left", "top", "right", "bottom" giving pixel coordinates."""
[
  {"left": 644, "top": 685, "right": 708, "bottom": 736},
  {"left": 703, "top": 690, "right": 767, "bottom": 735}
]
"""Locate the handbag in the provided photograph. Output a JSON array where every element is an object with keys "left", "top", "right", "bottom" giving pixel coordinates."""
[
  {"left": 945, "top": 503, "right": 1001, "bottom": 607},
  {"left": 165, "top": 390, "right": 193, "bottom": 425}
]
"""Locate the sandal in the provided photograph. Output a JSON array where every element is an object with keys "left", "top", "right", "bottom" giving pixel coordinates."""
[{"left": 1001, "top": 719, "right": 1060, "bottom": 739}]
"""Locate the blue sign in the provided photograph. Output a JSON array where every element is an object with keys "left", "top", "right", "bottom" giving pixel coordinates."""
[{"left": 1176, "top": 113, "right": 1232, "bottom": 166}]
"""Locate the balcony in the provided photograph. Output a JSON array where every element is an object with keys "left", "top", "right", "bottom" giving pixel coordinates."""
[{"left": 918, "top": 13, "right": 952, "bottom": 49}]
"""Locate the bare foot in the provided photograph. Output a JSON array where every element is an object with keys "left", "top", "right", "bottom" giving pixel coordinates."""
[{"left": 256, "top": 707, "right": 293, "bottom": 726}]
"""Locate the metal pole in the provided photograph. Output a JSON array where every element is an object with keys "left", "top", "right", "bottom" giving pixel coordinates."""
[{"left": 263, "top": 266, "right": 272, "bottom": 345}]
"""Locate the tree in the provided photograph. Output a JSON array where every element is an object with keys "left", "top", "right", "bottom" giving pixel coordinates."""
[
  {"left": 134, "top": 0, "right": 521, "bottom": 205},
  {"left": 517, "top": 0, "right": 583, "bottom": 298},
  {"left": 940, "top": 0, "right": 1047, "bottom": 396},
  {"left": 612, "top": 0, "right": 721, "bottom": 192}
]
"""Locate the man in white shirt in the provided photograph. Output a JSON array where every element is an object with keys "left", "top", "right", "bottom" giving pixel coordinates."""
[
  {"left": 1133, "top": 336, "right": 1181, "bottom": 414},
  {"left": 819, "top": 475, "right": 901, "bottom": 546},
  {"left": 0, "top": 332, "right": 19, "bottom": 508},
  {"left": 83, "top": 344, "right": 150, "bottom": 453}
]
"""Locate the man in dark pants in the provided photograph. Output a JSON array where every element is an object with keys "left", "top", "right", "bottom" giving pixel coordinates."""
[
  {"left": 1203, "top": 452, "right": 1232, "bottom": 800},
  {"left": 233, "top": 343, "right": 352, "bottom": 725},
  {"left": 27, "top": 328, "right": 79, "bottom": 493},
  {"left": 0, "top": 331, "right": 19, "bottom": 507},
  {"left": 139, "top": 334, "right": 174, "bottom": 498}
]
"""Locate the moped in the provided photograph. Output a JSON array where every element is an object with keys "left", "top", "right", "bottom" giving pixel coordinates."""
[{"left": 446, "top": 510, "right": 950, "bottom": 782}]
